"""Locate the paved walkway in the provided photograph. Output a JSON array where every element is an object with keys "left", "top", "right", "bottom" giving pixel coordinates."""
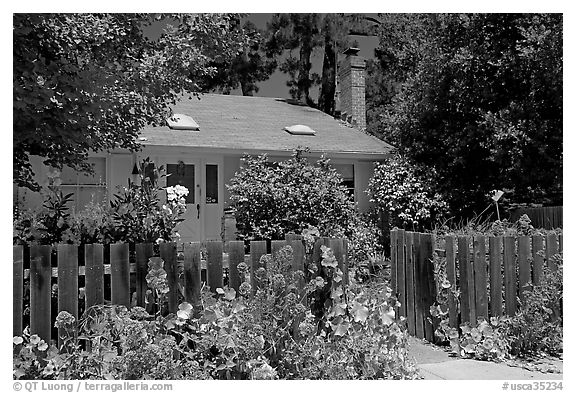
[{"left": 408, "top": 336, "right": 563, "bottom": 380}]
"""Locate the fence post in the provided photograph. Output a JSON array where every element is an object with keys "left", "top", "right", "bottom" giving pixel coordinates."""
[
  {"left": 206, "top": 241, "right": 224, "bottom": 293},
  {"left": 489, "top": 237, "right": 503, "bottom": 318},
  {"left": 445, "top": 236, "right": 458, "bottom": 328},
  {"left": 184, "top": 243, "right": 202, "bottom": 311},
  {"left": 57, "top": 244, "right": 78, "bottom": 348},
  {"left": 405, "top": 232, "right": 416, "bottom": 336},
  {"left": 85, "top": 244, "right": 104, "bottom": 309},
  {"left": 110, "top": 243, "right": 130, "bottom": 308},
  {"left": 13, "top": 245, "right": 24, "bottom": 337},
  {"left": 473, "top": 236, "right": 488, "bottom": 320},
  {"left": 30, "top": 245, "right": 52, "bottom": 343},
  {"left": 135, "top": 243, "right": 154, "bottom": 307},
  {"left": 531, "top": 235, "right": 545, "bottom": 285},
  {"left": 228, "top": 241, "right": 245, "bottom": 292},
  {"left": 503, "top": 237, "right": 517, "bottom": 316}
]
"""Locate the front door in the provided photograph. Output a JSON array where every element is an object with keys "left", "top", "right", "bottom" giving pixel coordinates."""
[
  {"left": 166, "top": 160, "right": 201, "bottom": 243},
  {"left": 164, "top": 158, "right": 223, "bottom": 243}
]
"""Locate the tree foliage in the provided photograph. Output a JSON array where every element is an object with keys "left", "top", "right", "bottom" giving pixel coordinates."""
[
  {"left": 14, "top": 13, "right": 249, "bottom": 190},
  {"left": 367, "top": 14, "right": 562, "bottom": 216},
  {"left": 200, "top": 20, "right": 277, "bottom": 96}
]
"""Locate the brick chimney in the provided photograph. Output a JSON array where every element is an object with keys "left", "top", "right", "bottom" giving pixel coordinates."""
[{"left": 336, "top": 47, "right": 366, "bottom": 130}]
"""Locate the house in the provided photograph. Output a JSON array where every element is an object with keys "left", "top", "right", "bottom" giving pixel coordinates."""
[{"left": 16, "top": 48, "right": 393, "bottom": 243}]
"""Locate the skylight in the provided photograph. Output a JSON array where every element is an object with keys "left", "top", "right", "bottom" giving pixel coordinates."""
[
  {"left": 167, "top": 114, "right": 200, "bottom": 131},
  {"left": 283, "top": 124, "right": 316, "bottom": 136}
]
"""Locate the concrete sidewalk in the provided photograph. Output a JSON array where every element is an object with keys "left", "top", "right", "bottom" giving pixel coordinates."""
[{"left": 408, "top": 336, "right": 563, "bottom": 380}]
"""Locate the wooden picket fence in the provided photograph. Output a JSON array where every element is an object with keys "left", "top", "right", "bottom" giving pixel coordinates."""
[
  {"left": 509, "top": 206, "right": 563, "bottom": 229},
  {"left": 390, "top": 229, "right": 563, "bottom": 342},
  {"left": 13, "top": 235, "right": 349, "bottom": 343}
]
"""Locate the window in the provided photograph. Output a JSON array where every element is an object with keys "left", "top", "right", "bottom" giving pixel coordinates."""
[
  {"left": 205, "top": 164, "right": 218, "bottom": 204},
  {"left": 333, "top": 164, "right": 355, "bottom": 200},
  {"left": 60, "top": 157, "right": 107, "bottom": 212},
  {"left": 167, "top": 114, "right": 200, "bottom": 131},
  {"left": 167, "top": 162, "right": 195, "bottom": 204}
]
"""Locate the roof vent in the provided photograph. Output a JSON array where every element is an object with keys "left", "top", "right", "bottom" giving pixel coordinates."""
[
  {"left": 283, "top": 124, "right": 316, "bottom": 136},
  {"left": 167, "top": 114, "right": 200, "bottom": 131}
]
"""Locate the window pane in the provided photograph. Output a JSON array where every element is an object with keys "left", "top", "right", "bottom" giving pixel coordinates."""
[
  {"left": 78, "top": 158, "right": 107, "bottom": 185},
  {"left": 206, "top": 165, "right": 218, "bottom": 204},
  {"left": 167, "top": 163, "right": 195, "bottom": 204},
  {"left": 76, "top": 187, "right": 107, "bottom": 211},
  {"left": 60, "top": 166, "right": 78, "bottom": 185}
]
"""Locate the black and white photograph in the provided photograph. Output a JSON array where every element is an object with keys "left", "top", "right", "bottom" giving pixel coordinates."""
[{"left": 9, "top": 5, "right": 566, "bottom": 389}]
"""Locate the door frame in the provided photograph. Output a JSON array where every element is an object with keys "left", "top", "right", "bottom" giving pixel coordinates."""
[{"left": 141, "top": 152, "right": 224, "bottom": 242}]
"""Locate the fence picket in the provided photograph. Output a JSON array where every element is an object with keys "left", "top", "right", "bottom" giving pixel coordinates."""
[
  {"left": 390, "top": 230, "right": 398, "bottom": 298},
  {"left": 85, "top": 244, "right": 104, "bottom": 309},
  {"left": 445, "top": 237, "right": 458, "bottom": 328},
  {"left": 421, "top": 234, "right": 435, "bottom": 342},
  {"left": 489, "top": 237, "right": 503, "bottom": 317},
  {"left": 288, "top": 237, "right": 306, "bottom": 297},
  {"left": 457, "top": 237, "right": 470, "bottom": 324},
  {"left": 518, "top": 236, "right": 531, "bottom": 302},
  {"left": 473, "top": 236, "right": 488, "bottom": 320},
  {"left": 30, "top": 245, "right": 52, "bottom": 342},
  {"left": 413, "top": 233, "right": 425, "bottom": 339},
  {"left": 396, "top": 230, "right": 406, "bottom": 319},
  {"left": 184, "top": 243, "right": 202, "bottom": 309},
  {"left": 503, "top": 237, "right": 517, "bottom": 316},
  {"left": 228, "top": 241, "right": 245, "bottom": 292},
  {"left": 13, "top": 246, "right": 24, "bottom": 336},
  {"left": 271, "top": 240, "right": 287, "bottom": 256},
  {"left": 206, "top": 241, "right": 223, "bottom": 293},
  {"left": 135, "top": 243, "right": 154, "bottom": 307},
  {"left": 329, "top": 238, "right": 345, "bottom": 285},
  {"left": 57, "top": 244, "right": 78, "bottom": 347},
  {"left": 405, "top": 232, "right": 416, "bottom": 335},
  {"left": 532, "top": 235, "right": 545, "bottom": 285},
  {"left": 545, "top": 233, "right": 559, "bottom": 271},
  {"left": 250, "top": 241, "right": 267, "bottom": 294},
  {"left": 110, "top": 243, "right": 130, "bottom": 307},
  {"left": 160, "top": 243, "right": 178, "bottom": 313}
]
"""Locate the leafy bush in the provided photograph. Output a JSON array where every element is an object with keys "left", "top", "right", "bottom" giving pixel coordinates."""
[
  {"left": 227, "top": 148, "right": 357, "bottom": 240},
  {"left": 13, "top": 158, "right": 189, "bottom": 245},
  {"left": 13, "top": 185, "right": 74, "bottom": 245},
  {"left": 14, "top": 244, "right": 417, "bottom": 380},
  {"left": 505, "top": 259, "right": 563, "bottom": 358},
  {"left": 367, "top": 154, "right": 448, "bottom": 230}
]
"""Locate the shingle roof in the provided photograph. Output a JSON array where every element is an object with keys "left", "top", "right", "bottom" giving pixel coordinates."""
[{"left": 139, "top": 94, "right": 394, "bottom": 157}]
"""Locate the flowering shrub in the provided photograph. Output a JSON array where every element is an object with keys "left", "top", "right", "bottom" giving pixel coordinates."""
[
  {"left": 14, "top": 158, "right": 189, "bottom": 245},
  {"left": 367, "top": 154, "right": 448, "bottom": 230},
  {"left": 110, "top": 158, "right": 189, "bottom": 243},
  {"left": 227, "top": 148, "right": 357, "bottom": 240}
]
